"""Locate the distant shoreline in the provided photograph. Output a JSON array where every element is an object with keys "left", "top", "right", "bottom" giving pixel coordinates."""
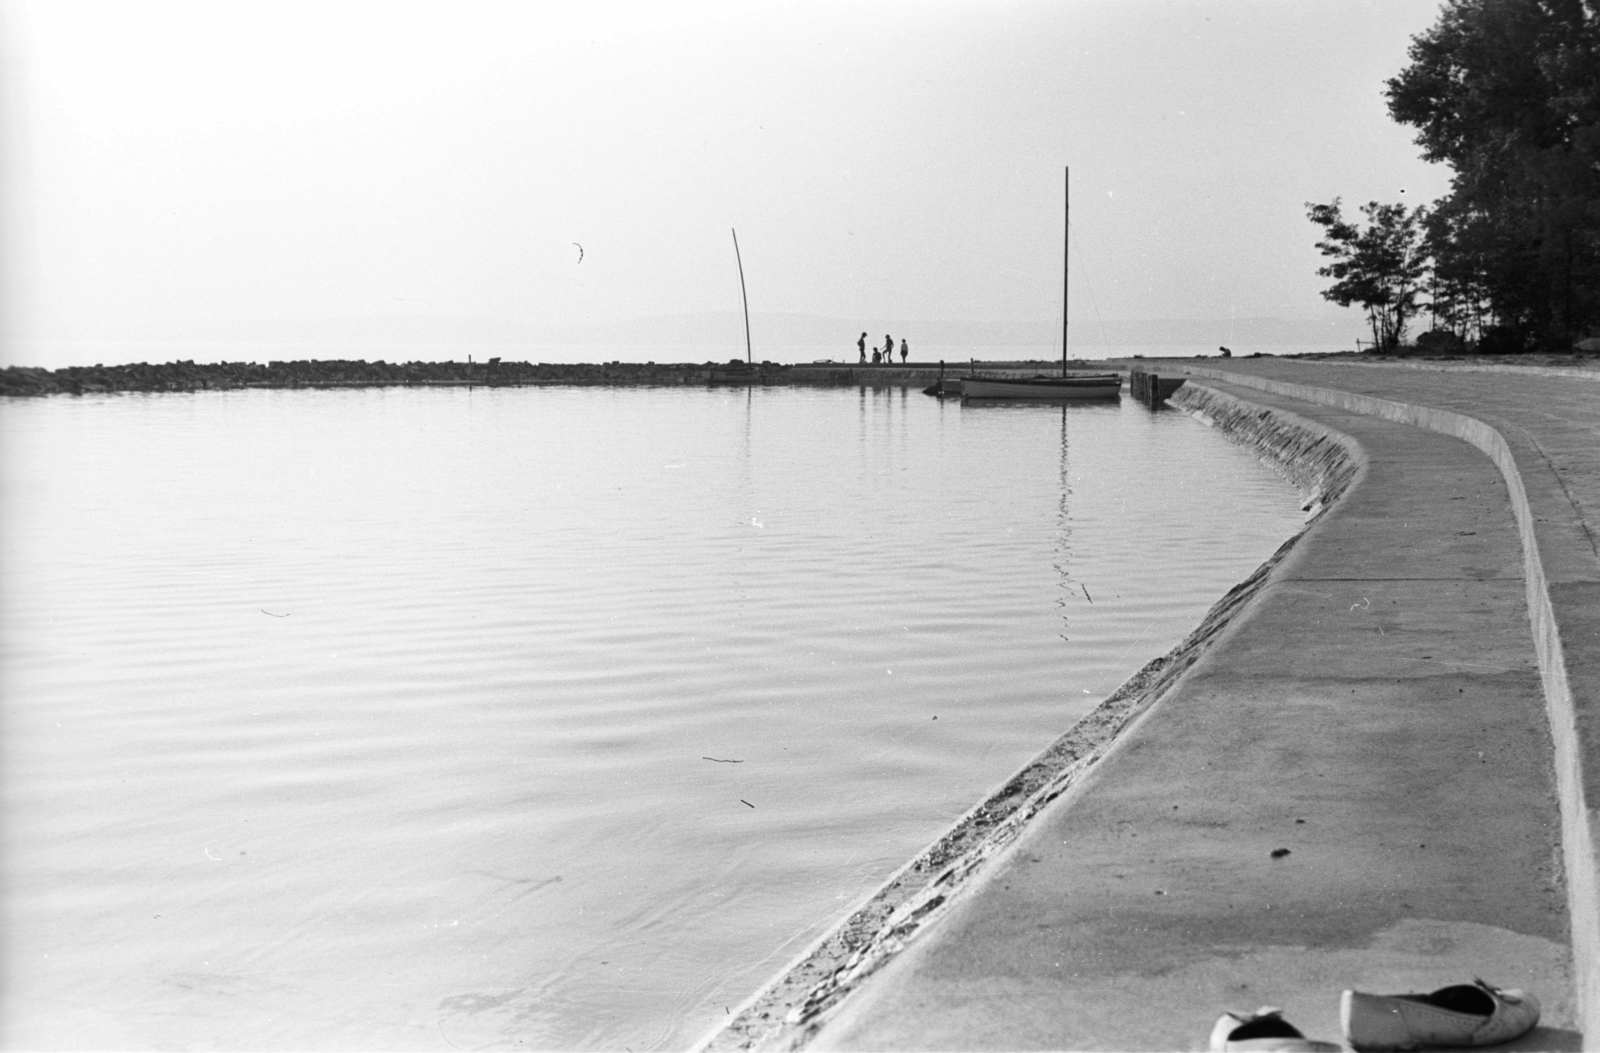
[
  {"left": 5, "top": 351, "right": 1597, "bottom": 398},
  {"left": 0, "top": 357, "right": 1097, "bottom": 397},
  {"left": 0, "top": 358, "right": 816, "bottom": 397}
]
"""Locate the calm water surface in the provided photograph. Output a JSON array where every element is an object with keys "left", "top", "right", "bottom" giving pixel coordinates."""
[{"left": 1, "top": 384, "right": 1306, "bottom": 1050}]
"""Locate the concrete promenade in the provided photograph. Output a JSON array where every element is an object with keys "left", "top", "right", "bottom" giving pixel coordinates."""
[{"left": 794, "top": 361, "right": 1599, "bottom": 1050}]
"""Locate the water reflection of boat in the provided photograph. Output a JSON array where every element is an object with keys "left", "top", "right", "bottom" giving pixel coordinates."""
[{"left": 961, "top": 374, "right": 1121, "bottom": 400}]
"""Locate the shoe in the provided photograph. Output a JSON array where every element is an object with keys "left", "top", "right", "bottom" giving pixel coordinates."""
[
  {"left": 1210, "top": 1006, "right": 1342, "bottom": 1051},
  {"left": 1341, "top": 978, "right": 1539, "bottom": 1050}
]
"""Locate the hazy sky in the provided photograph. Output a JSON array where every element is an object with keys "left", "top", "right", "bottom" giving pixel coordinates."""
[{"left": 2, "top": 0, "right": 1454, "bottom": 364}]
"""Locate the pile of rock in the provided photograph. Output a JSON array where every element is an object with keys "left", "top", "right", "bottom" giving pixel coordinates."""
[{"left": 0, "top": 358, "right": 797, "bottom": 396}]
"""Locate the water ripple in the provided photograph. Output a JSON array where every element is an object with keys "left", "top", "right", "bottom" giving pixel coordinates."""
[{"left": 2, "top": 384, "right": 1305, "bottom": 1050}]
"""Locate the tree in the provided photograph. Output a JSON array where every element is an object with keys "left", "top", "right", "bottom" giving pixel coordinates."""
[
  {"left": 1306, "top": 198, "right": 1431, "bottom": 350},
  {"left": 1386, "top": 0, "right": 1600, "bottom": 349},
  {"left": 1424, "top": 198, "right": 1504, "bottom": 344}
]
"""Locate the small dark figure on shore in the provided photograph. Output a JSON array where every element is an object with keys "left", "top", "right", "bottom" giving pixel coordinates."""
[
  {"left": 900, "top": 338, "right": 908, "bottom": 363},
  {"left": 883, "top": 335, "right": 893, "bottom": 363},
  {"left": 858, "top": 332, "right": 868, "bottom": 363},
  {"left": 871, "top": 349, "right": 881, "bottom": 364},
  {"left": 1219, "top": 346, "right": 1233, "bottom": 358}
]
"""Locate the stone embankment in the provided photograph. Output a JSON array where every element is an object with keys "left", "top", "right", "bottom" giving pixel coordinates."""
[
  {"left": 698, "top": 386, "right": 1364, "bottom": 1052},
  {"left": 0, "top": 359, "right": 801, "bottom": 396},
  {"left": 0, "top": 358, "right": 1089, "bottom": 397},
  {"left": 727, "top": 361, "right": 1597, "bottom": 1052}
]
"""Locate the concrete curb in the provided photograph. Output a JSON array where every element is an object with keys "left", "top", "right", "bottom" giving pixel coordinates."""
[
  {"left": 1177, "top": 364, "right": 1599, "bottom": 1049},
  {"left": 1283, "top": 358, "right": 1600, "bottom": 383}
]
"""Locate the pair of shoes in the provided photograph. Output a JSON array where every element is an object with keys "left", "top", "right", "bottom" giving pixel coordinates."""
[
  {"left": 1211, "top": 980, "right": 1540, "bottom": 1052},
  {"left": 1341, "top": 978, "right": 1540, "bottom": 1050},
  {"left": 1209, "top": 1007, "right": 1340, "bottom": 1052}
]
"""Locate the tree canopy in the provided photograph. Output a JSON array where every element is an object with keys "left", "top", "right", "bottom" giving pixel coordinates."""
[
  {"left": 1384, "top": 0, "right": 1600, "bottom": 350},
  {"left": 1306, "top": 199, "right": 1430, "bottom": 350}
]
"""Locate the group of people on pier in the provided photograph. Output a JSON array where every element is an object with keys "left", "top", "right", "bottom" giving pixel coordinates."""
[{"left": 858, "top": 332, "right": 909, "bottom": 365}]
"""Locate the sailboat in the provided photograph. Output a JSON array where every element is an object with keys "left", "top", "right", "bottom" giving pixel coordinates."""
[{"left": 962, "top": 168, "right": 1122, "bottom": 401}]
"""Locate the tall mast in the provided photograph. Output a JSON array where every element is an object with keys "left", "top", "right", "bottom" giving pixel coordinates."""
[
  {"left": 732, "top": 228, "right": 752, "bottom": 365},
  {"left": 1062, "top": 166, "right": 1069, "bottom": 376}
]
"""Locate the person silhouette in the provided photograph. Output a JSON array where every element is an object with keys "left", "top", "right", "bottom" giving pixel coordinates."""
[
  {"left": 858, "top": 332, "right": 868, "bottom": 363},
  {"left": 883, "top": 335, "right": 893, "bottom": 364},
  {"left": 871, "top": 348, "right": 881, "bottom": 364},
  {"left": 900, "top": 338, "right": 908, "bottom": 363}
]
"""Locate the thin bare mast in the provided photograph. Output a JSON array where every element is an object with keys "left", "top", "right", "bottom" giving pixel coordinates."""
[
  {"left": 1063, "top": 166, "right": 1070, "bottom": 376},
  {"left": 732, "top": 228, "right": 752, "bottom": 365}
]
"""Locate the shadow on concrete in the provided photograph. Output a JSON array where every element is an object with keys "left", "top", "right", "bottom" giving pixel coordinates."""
[{"left": 1508, "top": 1024, "right": 1585, "bottom": 1050}]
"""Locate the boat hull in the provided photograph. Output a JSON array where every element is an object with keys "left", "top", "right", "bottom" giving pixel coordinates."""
[{"left": 960, "top": 375, "right": 1121, "bottom": 400}]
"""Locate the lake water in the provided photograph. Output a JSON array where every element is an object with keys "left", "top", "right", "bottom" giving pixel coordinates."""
[{"left": 1, "top": 383, "right": 1307, "bottom": 1050}]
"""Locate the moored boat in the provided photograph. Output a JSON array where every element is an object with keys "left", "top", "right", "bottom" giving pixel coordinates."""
[
  {"left": 961, "top": 373, "right": 1121, "bottom": 400},
  {"left": 962, "top": 166, "right": 1121, "bottom": 403}
]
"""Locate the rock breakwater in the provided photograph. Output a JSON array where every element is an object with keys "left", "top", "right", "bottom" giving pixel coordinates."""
[
  {"left": 0, "top": 358, "right": 805, "bottom": 397},
  {"left": 0, "top": 358, "right": 1086, "bottom": 397}
]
